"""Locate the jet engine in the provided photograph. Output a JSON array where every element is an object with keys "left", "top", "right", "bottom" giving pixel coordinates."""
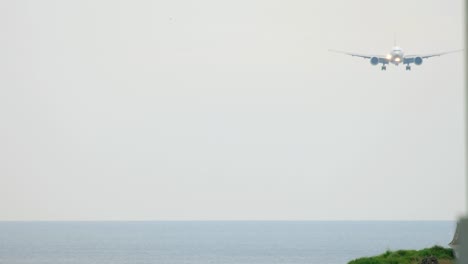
[
  {"left": 370, "top": 57, "right": 379, "bottom": 65},
  {"left": 414, "top": 57, "right": 423, "bottom": 65}
]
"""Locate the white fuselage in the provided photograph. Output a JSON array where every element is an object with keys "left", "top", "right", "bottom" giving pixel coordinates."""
[{"left": 387, "top": 46, "right": 404, "bottom": 65}]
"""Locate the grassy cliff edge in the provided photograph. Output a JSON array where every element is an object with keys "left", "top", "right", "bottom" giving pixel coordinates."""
[{"left": 348, "top": 246, "right": 455, "bottom": 264}]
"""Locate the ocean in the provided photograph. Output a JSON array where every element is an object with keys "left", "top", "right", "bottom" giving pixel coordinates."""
[{"left": 0, "top": 221, "right": 455, "bottom": 264}]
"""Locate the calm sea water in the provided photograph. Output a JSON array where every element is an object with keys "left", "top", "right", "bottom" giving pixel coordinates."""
[{"left": 0, "top": 221, "right": 455, "bottom": 264}]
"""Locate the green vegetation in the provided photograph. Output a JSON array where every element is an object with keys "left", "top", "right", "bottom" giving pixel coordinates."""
[{"left": 348, "top": 246, "right": 455, "bottom": 264}]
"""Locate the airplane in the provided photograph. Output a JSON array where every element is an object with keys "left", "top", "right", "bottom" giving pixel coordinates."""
[{"left": 329, "top": 46, "right": 462, "bottom": 71}]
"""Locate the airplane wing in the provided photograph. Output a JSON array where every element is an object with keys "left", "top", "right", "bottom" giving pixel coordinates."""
[
  {"left": 329, "top": 49, "right": 375, "bottom": 59},
  {"left": 329, "top": 49, "right": 388, "bottom": 64},
  {"left": 404, "top": 49, "right": 463, "bottom": 62}
]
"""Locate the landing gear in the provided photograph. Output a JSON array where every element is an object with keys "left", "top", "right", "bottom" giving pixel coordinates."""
[
  {"left": 381, "top": 65, "right": 387, "bottom": 71},
  {"left": 405, "top": 65, "right": 411, "bottom": 71}
]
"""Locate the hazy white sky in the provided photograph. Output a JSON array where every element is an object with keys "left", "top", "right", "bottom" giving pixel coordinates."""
[{"left": 0, "top": 0, "right": 465, "bottom": 220}]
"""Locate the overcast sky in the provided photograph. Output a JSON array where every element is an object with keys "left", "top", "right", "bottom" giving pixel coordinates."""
[{"left": 0, "top": 0, "right": 465, "bottom": 221}]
